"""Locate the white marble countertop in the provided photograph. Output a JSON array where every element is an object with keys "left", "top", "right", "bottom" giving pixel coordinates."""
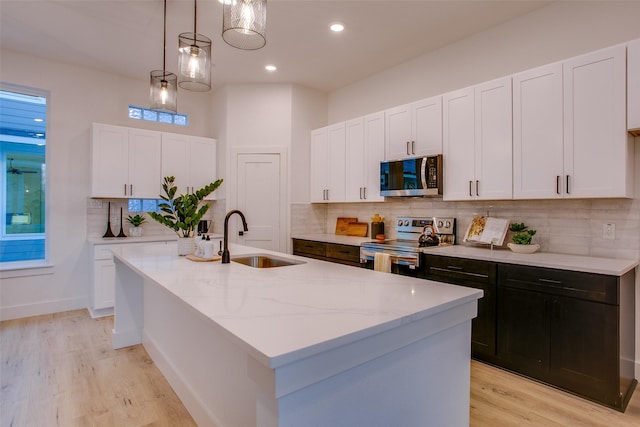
[
  {"left": 112, "top": 243, "right": 482, "bottom": 368},
  {"left": 424, "top": 245, "right": 638, "bottom": 276},
  {"left": 291, "top": 233, "right": 638, "bottom": 276},
  {"left": 88, "top": 234, "right": 222, "bottom": 245}
]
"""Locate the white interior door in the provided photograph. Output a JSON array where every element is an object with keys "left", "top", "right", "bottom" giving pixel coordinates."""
[{"left": 235, "top": 153, "right": 282, "bottom": 251}]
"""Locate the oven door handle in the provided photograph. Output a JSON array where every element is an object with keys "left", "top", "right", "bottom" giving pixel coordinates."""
[{"left": 360, "top": 249, "right": 420, "bottom": 267}]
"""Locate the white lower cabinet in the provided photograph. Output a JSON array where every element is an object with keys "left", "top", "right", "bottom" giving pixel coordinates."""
[
  {"left": 89, "top": 240, "right": 171, "bottom": 317},
  {"left": 443, "top": 77, "right": 512, "bottom": 201}
]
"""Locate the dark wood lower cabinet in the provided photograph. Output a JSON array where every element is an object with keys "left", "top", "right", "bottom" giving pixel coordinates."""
[
  {"left": 497, "top": 263, "right": 636, "bottom": 411},
  {"left": 420, "top": 254, "right": 497, "bottom": 360},
  {"left": 292, "top": 238, "right": 361, "bottom": 267}
]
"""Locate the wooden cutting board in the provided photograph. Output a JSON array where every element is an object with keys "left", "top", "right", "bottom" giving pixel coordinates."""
[
  {"left": 346, "top": 222, "right": 368, "bottom": 237},
  {"left": 335, "top": 217, "right": 358, "bottom": 235}
]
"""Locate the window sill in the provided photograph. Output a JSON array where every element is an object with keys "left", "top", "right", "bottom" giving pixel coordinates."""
[{"left": 0, "top": 261, "right": 54, "bottom": 278}]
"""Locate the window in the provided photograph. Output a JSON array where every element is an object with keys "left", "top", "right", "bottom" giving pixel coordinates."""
[
  {"left": 128, "top": 199, "right": 163, "bottom": 213},
  {"left": 128, "top": 105, "right": 188, "bottom": 126},
  {"left": 0, "top": 87, "right": 47, "bottom": 264}
]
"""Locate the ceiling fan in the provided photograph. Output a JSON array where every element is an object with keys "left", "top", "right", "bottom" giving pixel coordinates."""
[{"left": 6, "top": 158, "right": 38, "bottom": 175}]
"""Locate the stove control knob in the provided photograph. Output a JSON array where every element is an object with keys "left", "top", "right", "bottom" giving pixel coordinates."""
[
  {"left": 404, "top": 220, "right": 410, "bottom": 226},
  {"left": 437, "top": 220, "right": 444, "bottom": 228},
  {"left": 445, "top": 221, "right": 451, "bottom": 228},
  {"left": 397, "top": 219, "right": 403, "bottom": 226}
]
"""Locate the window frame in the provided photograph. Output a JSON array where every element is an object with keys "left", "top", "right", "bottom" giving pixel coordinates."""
[{"left": 0, "top": 82, "right": 51, "bottom": 270}]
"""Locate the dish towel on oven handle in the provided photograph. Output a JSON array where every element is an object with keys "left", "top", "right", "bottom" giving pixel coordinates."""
[{"left": 374, "top": 252, "right": 391, "bottom": 273}]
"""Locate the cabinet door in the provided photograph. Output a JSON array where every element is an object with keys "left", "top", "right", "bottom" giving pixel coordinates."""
[
  {"left": 550, "top": 296, "right": 619, "bottom": 406},
  {"left": 161, "top": 133, "right": 192, "bottom": 194},
  {"left": 128, "top": 128, "right": 161, "bottom": 198},
  {"left": 563, "top": 45, "right": 629, "bottom": 198},
  {"left": 497, "top": 286, "right": 550, "bottom": 377},
  {"left": 310, "top": 127, "right": 329, "bottom": 202},
  {"left": 363, "top": 112, "right": 385, "bottom": 202},
  {"left": 412, "top": 96, "right": 443, "bottom": 156},
  {"left": 385, "top": 104, "right": 412, "bottom": 160},
  {"left": 443, "top": 87, "right": 475, "bottom": 201},
  {"left": 327, "top": 123, "right": 346, "bottom": 202},
  {"left": 345, "top": 118, "right": 365, "bottom": 202},
  {"left": 627, "top": 38, "right": 640, "bottom": 132},
  {"left": 93, "top": 258, "right": 116, "bottom": 310},
  {"left": 513, "top": 63, "right": 564, "bottom": 199},
  {"left": 474, "top": 77, "right": 513, "bottom": 200},
  {"left": 91, "top": 123, "right": 129, "bottom": 197},
  {"left": 190, "top": 136, "right": 217, "bottom": 199}
]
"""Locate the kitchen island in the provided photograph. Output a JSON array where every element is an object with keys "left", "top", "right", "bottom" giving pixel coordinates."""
[{"left": 112, "top": 243, "right": 482, "bottom": 427}]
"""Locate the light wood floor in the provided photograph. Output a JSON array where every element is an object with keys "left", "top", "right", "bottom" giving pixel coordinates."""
[{"left": 2, "top": 309, "right": 640, "bottom": 426}]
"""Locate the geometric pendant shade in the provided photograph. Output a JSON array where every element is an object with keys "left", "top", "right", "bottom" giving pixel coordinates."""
[{"left": 222, "top": 0, "right": 267, "bottom": 50}]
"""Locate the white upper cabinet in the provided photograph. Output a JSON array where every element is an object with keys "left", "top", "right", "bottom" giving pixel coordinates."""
[
  {"left": 161, "top": 133, "right": 217, "bottom": 199},
  {"left": 345, "top": 112, "right": 385, "bottom": 202},
  {"left": 385, "top": 96, "right": 442, "bottom": 160},
  {"left": 310, "top": 127, "right": 329, "bottom": 202},
  {"left": 512, "top": 63, "right": 564, "bottom": 199},
  {"left": 628, "top": 38, "right": 640, "bottom": 133},
  {"left": 563, "top": 44, "right": 631, "bottom": 198},
  {"left": 443, "top": 77, "right": 512, "bottom": 201},
  {"left": 91, "top": 123, "right": 161, "bottom": 198}
]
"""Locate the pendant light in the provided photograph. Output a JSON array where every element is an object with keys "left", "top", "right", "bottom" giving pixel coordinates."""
[
  {"left": 150, "top": 0, "right": 177, "bottom": 112},
  {"left": 222, "top": 0, "right": 267, "bottom": 50},
  {"left": 178, "top": 0, "right": 212, "bottom": 91}
]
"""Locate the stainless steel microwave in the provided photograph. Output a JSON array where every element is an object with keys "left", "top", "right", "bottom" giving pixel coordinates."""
[{"left": 380, "top": 155, "right": 443, "bottom": 197}]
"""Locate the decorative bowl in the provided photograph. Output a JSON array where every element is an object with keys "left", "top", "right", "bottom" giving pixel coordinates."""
[{"left": 507, "top": 243, "right": 540, "bottom": 254}]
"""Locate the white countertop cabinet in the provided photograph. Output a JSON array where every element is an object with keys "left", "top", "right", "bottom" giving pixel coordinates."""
[
  {"left": 345, "top": 112, "right": 385, "bottom": 202},
  {"left": 91, "top": 123, "right": 162, "bottom": 198},
  {"left": 385, "top": 95, "right": 442, "bottom": 160},
  {"left": 161, "top": 133, "right": 217, "bottom": 199},
  {"left": 563, "top": 44, "right": 632, "bottom": 198},
  {"left": 443, "top": 77, "right": 513, "bottom": 201},
  {"left": 513, "top": 63, "right": 564, "bottom": 199},
  {"left": 629, "top": 38, "right": 640, "bottom": 132}
]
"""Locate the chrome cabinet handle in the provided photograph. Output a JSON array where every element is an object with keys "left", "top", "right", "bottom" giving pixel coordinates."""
[
  {"left": 476, "top": 180, "right": 479, "bottom": 196},
  {"left": 469, "top": 181, "right": 472, "bottom": 197},
  {"left": 411, "top": 140, "right": 415, "bottom": 155},
  {"left": 130, "top": 184, "right": 133, "bottom": 195},
  {"left": 556, "top": 176, "right": 560, "bottom": 194},
  {"left": 124, "top": 184, "right": 127, "bottom": 196},
  {"left": 363, "top": 187, "right": 367, "bottom": 199},
  {"left": 566, "top": 175, "right": 570, "bottom": 194},
  {"left": 406, "top": 141, "right": 411, "bottom": 156}
]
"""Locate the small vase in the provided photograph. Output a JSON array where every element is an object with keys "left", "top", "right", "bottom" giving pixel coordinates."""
[
  {"left": 129, "top": 227, "right": 143, "bottom": 237},
  {"left": 176, "top": 236, "right": 196, "bottom": 256}
]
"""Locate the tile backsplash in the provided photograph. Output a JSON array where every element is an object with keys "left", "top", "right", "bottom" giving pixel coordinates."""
[{"left": 292, "top": 197, "right": 640, "bottom": 260}]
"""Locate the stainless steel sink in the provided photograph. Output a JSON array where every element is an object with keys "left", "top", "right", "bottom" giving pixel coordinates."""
[{"left": 231, "top": 253, "right": 306, "bottom": 268}]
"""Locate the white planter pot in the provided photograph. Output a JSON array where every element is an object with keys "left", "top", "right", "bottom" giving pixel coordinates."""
[
  {"left": 176, "top": 237, "right": 196, "bottom": 256},
  {"left": 507, "top": 243, "right": 540, "bottom": 254},
  {"left": 129, "top": 226, "right": 143, "bottom": 237}
]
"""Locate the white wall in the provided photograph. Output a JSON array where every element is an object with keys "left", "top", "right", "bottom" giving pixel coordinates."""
[
  {"left": 0, "top": 48, "right": 213, "bottom": 320},
  {"left": 328, "top": 1, "right": 640, "bottom": 123}
]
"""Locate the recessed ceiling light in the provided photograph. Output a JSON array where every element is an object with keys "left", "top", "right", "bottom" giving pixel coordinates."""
[
  {"left": 330, "top": 22, "right": 345, "bottom": 32},
  {"left": 265, "top": 64, "right": 277, "bottom": 72}
]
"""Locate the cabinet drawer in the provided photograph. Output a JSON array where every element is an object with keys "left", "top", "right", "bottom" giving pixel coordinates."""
[
  {"left": 423, "top": 255, "right": 496, "bottom": 285},
  {"left": 499, "top": 264, "right": 618, "bottom": 304},
  {"left": 326, "top": 243, "right": 360, "bottom": 264},
  {"left": 292, "top": 239, "right": 326, "bottom": 257}
]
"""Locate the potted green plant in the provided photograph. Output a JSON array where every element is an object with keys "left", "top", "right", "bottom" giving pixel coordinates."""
[
  {"left": 149, "top": 176, "right": 223, "bottom": 255},
  {"left": 126, "top": 214, "right": 146, "bottom": 237},
  {"left": 507, "top": 222, "right": 539, "bottom": 253}
]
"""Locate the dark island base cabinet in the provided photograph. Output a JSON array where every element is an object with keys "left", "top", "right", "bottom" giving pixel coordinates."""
[
  {"left": 420, "top": 254, "right": 497, "bottom": 360},
  {"left": 292, "top": 238, "right": 361, "bottom": 267},
  {"left": 497, "top": 264, "right": 636, "bottom": 412}
]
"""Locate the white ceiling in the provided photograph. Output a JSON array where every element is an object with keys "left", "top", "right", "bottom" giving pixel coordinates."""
[{"left": 0, "top": 0, "right": 552, "bottom": 92}]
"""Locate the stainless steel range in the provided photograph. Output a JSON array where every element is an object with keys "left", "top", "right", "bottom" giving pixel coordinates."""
[{"left": 360, "top": 217, "right": 456, "bottom": 274}]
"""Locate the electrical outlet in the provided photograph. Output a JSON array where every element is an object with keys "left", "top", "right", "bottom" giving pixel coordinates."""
[{"left": 603, "top": 223, "right": 615, "bottom": 240}]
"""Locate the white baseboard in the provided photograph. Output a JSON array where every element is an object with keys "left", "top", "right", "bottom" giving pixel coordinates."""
[{"left": 0, "top": 297, "right": 86, "bottom": 321}]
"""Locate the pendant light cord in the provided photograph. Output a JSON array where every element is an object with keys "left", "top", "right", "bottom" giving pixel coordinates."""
[
  {"left": 193, "top": 0, "right": 197, "bottom": 35},
  {"left": 162, "top": 0, "right": 167, "bottom": 75}
]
